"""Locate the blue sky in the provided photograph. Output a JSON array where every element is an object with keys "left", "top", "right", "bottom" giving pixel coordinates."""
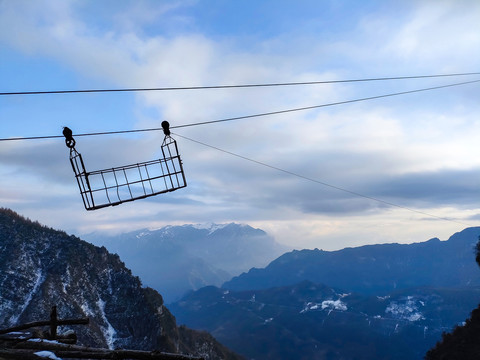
[{"left": 0, "top": 0, "right": 479, "bottom": 249}]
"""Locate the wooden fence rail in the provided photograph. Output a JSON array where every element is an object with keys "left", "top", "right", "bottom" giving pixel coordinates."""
[
  {"left": 0, "top": 306, "right": 88, "bottom": 337},
  {"left": 0, "top": 305, "right": 204, "bottom": 360}
]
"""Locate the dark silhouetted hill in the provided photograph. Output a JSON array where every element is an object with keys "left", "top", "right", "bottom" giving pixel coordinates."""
[
  {"left": 425, "top": 304, "right": 480, "bottom": 359},
  {"left": 425, "top": 235, "right": 480, "bottom": 359}
]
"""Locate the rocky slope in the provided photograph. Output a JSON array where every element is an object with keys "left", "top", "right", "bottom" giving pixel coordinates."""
[{"left": 0, "top": 208, "right": 241, "bottom": 359}]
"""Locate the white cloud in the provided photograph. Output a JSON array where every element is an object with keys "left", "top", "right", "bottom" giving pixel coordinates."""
[
  {"left": 0, "top": 0, "right": 479, "bottom": 249},
  {"left": 385, "top": 1, "right": 480, "bottom": 68}
]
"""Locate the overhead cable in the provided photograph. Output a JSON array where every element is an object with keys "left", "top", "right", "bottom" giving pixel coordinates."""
[
  {"left": 171, "top": 78, "right": 480, "bottom": 129},
  {"left": 173, "top": 132, "right": 473, "bottom": 227},
  {"left": 1, "top": 72, "right": 479, "bottom": 96},
  {"left": 0, "top": 78, "right": 479, "bottom": 142}
]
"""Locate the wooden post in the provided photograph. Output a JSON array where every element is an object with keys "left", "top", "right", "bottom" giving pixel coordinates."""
[{"left": 49, "top": 305, "right": 58, "bottom": 340}]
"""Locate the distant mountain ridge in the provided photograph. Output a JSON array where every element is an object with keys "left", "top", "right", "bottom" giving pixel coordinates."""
[
  {"left": 0, "top": 208, "right": 241, "bottom": 359},
  {"left": 224, "top": 227, "right": 480, "bottom": 294},
  {"left": 84, "top": 223, "right": 289, "bottom": 302}
]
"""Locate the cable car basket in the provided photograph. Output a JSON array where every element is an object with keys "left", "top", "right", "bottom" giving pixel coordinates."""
[{"left": 63, "top": 122, "right": 186, "bottom": 210}]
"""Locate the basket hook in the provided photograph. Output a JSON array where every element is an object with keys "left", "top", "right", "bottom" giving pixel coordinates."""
[
  {"left": 63, "top": 127, "right": 76, "bottom": 148},
  {"left": 161, "top": 121, "right": 171, "bottom": 136}
]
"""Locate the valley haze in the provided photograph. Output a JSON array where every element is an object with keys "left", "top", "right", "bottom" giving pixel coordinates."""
[{"left": 84, "top": 223, "right": 289, "bottom": 302}]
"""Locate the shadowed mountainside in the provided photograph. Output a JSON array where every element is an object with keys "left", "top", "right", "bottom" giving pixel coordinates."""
[
  {"left": 224, "top": 227, "right": 480, "bottom": 295},
  {"left": 0, "top": 208, "right": 242, "bottom": 360},
  {"left": 171, "top": 281, "right": 480, "bottom": 360}
]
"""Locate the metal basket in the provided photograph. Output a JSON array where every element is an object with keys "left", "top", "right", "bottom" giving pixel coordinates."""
[{"left": 64, "top": 124, "right": 186, "bottom": 210}]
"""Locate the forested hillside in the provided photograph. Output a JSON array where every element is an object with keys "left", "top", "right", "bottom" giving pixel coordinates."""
[{"left": 0, "top": 208, "right": 241, "bottom": 359}]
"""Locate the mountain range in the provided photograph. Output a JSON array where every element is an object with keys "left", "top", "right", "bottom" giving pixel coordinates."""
[
  {"left": 0, "top": 208, "right": 241, "bottom": 359},
  {"left": 84, "top": 223, "right": 288, "bottom": 302},
  {"left": 3, "top": 206, "right": 480, "bottom": 359},
  {"left": 224, "top": 227, "right": 480, "bottom": 294},
  {"left": 171, "top": 227, "right": 480, "bottom": 359}
]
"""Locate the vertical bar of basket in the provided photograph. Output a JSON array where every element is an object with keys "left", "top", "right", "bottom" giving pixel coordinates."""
[
  {"left": 69, "top": 148, "right": 95, "bottom": 210},
  {"left": 160, "top": 120, "right": 186, "bottom": 191},
  {"left": 161, "top": 137, "right": 175, "bottom": 190},
  {"left": 173, "top": 137, "right": 187, "bottom": 188},
  {"left": 161, "top": 136, "right": 186, "bottom": 191}
]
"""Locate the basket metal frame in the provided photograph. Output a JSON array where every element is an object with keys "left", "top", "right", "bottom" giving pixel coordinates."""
[{"left": 67, "top": 136, "right": 186, "bottom": 210}]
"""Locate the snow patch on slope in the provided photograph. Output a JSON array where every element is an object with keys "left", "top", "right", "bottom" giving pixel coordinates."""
[
  {"left": 135, "top": 231, "right": 152, "bottom": 239},
  {"left": 61, "top": 266, "right": 71, "bottom": 294},
  {"left": 191, "top": 223, "right": 230, "bottom": 234},
  {"left": 385, "top": 296, "right": 425, "bottom": 322},
  {"left": 96, "top": 298, "right": 117, "bottom": 349},
  {"left": 81, "top": 301, "right": 95, "bottom": 317},
  {"left": 34, "top": 351, "right": 62, "bottom": 359},
  {"left": 322, "top": 299, "right": 348, "bottom": 311},
  {"left": 301, "top": 299, "right": 348, "bottom": 313},
  {"left": 9, "top": 268, "right": 44, "bottom": 325}
]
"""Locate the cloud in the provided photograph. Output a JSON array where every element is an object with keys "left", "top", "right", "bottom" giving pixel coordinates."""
[
  {"left": 0, "top": 0, "right": 479, "bottom": 249},
  {"left": 384, "top": 1, "right": 480, "bottom": 69},
  {"left": 368, "top": 168, "right": 480, "bottom": 208}
]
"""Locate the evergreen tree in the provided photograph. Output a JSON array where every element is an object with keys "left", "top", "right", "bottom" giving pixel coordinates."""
[{"left": 425, "top": 236, "right": 480, "bottom": 359}]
